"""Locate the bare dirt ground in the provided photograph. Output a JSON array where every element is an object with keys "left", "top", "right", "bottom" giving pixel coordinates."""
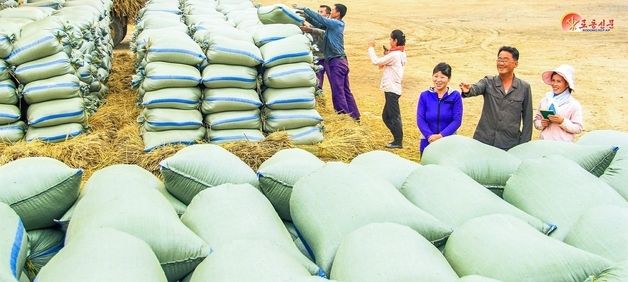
[{"left": 263, "top": 0, "right": 628, "bottom": 161}]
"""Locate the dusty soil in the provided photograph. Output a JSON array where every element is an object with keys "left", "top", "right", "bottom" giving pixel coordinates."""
[{"left": 261, "top": 0, "right": 628, "bottom": 161}]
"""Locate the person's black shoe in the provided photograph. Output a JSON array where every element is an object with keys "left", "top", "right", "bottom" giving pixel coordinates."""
[{"left": 385, "top": 142, "right": 403, "bottom": 149}]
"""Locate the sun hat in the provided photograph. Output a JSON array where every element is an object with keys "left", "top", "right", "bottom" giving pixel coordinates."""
[{"left": 542, "top": 64, "right": 575, "bottom": 91}]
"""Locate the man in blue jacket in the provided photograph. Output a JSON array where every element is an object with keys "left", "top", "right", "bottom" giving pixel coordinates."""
[{"left": 295, "top": 3, "right": 361, "bottom": 121}]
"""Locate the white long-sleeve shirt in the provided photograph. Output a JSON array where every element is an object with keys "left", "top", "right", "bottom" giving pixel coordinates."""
[{"left": 367, "top": 47, "right": 407, "bottom": 95}]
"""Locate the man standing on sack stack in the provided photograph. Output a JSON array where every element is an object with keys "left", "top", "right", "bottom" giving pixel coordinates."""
[
  {"left": 294, "top": 3, "right": 361, "bottom": 121},
  {"left": 299, "top": 5, "right": 331, "bottom": 92}
]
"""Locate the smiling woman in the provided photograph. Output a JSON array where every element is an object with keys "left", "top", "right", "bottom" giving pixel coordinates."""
[
  {"left": 534, "top": 64, "right": 583, "bottom": 142},
  {"left": 417, "top": 62, "right": 463, "bottom": 154}
]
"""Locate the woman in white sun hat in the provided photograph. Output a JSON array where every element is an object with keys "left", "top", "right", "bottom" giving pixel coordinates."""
[{"left": 533, "top": 64, "right": 583, "bottom": 142}]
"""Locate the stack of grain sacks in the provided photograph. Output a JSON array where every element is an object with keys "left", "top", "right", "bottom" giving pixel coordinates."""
[
  {"left": 132, "top": 0, "right": 205, "bottom": 151},
  {"left": 57, "top": 0, "right": 114, "bottom": 107},
  {"left": 0, "top": 0, "right": 17, "bottom": 9},
  {"left": 188, "top": 0, "right": 266, "bottom": 144},
  {"left": 0, "top": 1, "right": 113, "bottom": 143},
  {"left": 0, "top": 54, "right": 24, "bottom": 142},
  {"left": 257, "top": 17, "right": 324, "bottom": 144},
  {"left": 0, "top": 8, "right": 55, "bottom": 143},
  {"left": 23, "top": 0, "right": 65, "bottom": 9},
  {"left": 8, "top": 12, "right": 86, "bottom": 143}
]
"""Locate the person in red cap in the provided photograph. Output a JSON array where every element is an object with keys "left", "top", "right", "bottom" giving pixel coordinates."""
[{"left": 534, "top": 64, "right": 583, "bottom": 142}]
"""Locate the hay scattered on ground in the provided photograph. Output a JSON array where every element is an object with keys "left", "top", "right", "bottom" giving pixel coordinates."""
[
  {"left": 112, "top": 0, "right": 145, "bottom": 21},
  {"left": 0, "top": 49, "right": 406, "bottom": 186},
  {"left": 222, "top": 132, "right": 294, "bottom": 170}
]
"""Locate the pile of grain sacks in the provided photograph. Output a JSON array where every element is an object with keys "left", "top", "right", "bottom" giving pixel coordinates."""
[
  {"left": 132, "top": 0, "right": 325, "bottom": 151},
  {"left": 0, "top": 0, "right": 113, "bottom": 143}
]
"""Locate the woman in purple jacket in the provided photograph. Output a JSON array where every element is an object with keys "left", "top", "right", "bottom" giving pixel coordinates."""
[{"left": 417, "top": 62, "right": 463, "bottom": 154}]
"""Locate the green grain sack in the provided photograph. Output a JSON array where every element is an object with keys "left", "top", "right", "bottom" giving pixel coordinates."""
[
  {"left": 137, "top": 62, "right": 201, "bottom": 91},
  {"left": 36, "top": 228, "right": 167, "bottom": 282},
  {"left": 190, "top": 240, "right": 314, "bottom": 282},
  {"left": 0, "top": 7, "right": 54, "bottom": 22},
  {"left": 183, "top": 4, "right": 222, "bottom": 16},
  {"left": 421, "top": 135, "right": 521, "bottom": 196},
  {"left": 0, "top": 202, "right": 28, "bottom": 282},
  {"left": 0, "top": 104, "right": 20, "bottom": 124},
  {"left": 0, "top": 121, "right": 26, "bottom": 143},
  {"left": 136, "top": 15, "right": 187, "bottom": 34},
  {"left": 160, "top": 144, "right": 259, "bottom": 204},
  {"left": 508, "top": 140, "right": 617, "bottom": 177},
  {"left": 25, "top": 123, "right": 84, "bottom": 143},
  {"left": 0, "top": 25, "right": 19, "bottom": 59},
  {"left": 286, "top": 125, "right": 324, "bottom": 145},
  {"left": 331, "top": 223, "right": 460, "bottom": 282},
  {"left": 263, "top": 87, "right": 316, "bottom": 110},
  {"left": 401, "top": 164, "right": 555, "bottom": 234},
  {"left": 144, "top": 32, "right": 206, "bottom": 66},
  {"left": 141, "top": 108, "right": 203, "bottom": 132},
  {"left": 82, "top": 164, "right": 188, "bottom": 217},
  {"left": 22, "top": 74, "right": 82, "bottom": 104},
  {"left": 0, "top": 79, "right": 17, "bottom": 105},
  {"left": 24, "top": 228, "right": 64, "bottom": 280},
  {"left": 257, "top": 4, "right": 305, "bottom": 25},
  {"left": 577, "top": 130, "right": 628, "bottom": 200},
  {"left": 444, "top": 214, "right": 613, "bottom": 281},
  {"left": 27, "top": 97, "right": 85, "bottom": 128},
  {"left": 0, "top": 60, "right": 10, "bottom": 81},
  {"left": 24, "top": 0, "right": 64, "bottom": 9},
  {"left": 263, "top": 62, "right": 317, "bottom": 89},
  {"left": 201, "top": 64, "right": 258, "bottom": 89},
  {"left": 0, "top": 157, "right": 81, "bottom": 230},
  {"left": 141, "top": 87, "right": 201, "bottom": 110},
  {"left": 142, "top": 126, "right": 206, "bottom": 152},
  {"left": 264, "top": 109, "right": 323, "bottom": 132},
  {"left": 182, "top": 184, "right": 321, "bottom": 274},
  {"left": 253, "top": 23, "right": 303, "bottom": 46},
  {"left": 291, "top": 162, "right": 452, "bottom": 274},
  {"left": 503, "top": 155, "right": 627, "bottom": 240},
  {"left": 14, "top": 52, "right": 75, "bottom": 84},
  {"left": 205, "top": 36, "right": 263, "bottom": 67},
  {"left": 206, "top": 128, "right": 265, "bottom": 144},
  {"left": 205, "top": 109, "right": 261, "bottom": 130},
  {"left": 201, "top": 88, "right": 262, "bottom": 114},
  {"left": 257, "top": 148, "right": 325, "bottom": 221},
  {"left": 563, "top": 205, "right": 628, "bottom": 262},
  {"left": 66, "top": 165, "right": 210, "bottom": 281},
  {"left": 350, "top": 150, "right": 420, "bottom": 189},
  {"left": 6, "top": 29, "right": 63, "bottom": 66},
  {"left": 260, "top": 34, "right": 313, "bottom": 68},
  {"left": 138, "top": 2, "right": 181, "bottom": 17},
  {"left": 53, "top": 165, "right": 188, "bottom": 229}
]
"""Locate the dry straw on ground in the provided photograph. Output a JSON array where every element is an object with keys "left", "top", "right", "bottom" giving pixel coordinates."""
[
  {"left": 112, "top": 0, "right": 145, "bottom": 20},
  {"left": 1, "top": 50, "right": 388, "bottom": 185}
]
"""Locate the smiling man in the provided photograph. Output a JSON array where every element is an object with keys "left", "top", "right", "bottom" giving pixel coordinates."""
[{"left": 459, "top": 46, "right": 533, "bottom": 150}]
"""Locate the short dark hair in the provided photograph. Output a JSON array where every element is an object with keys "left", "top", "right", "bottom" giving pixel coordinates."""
[
  {"left": 433, "top": 62, "right": 452, "bottom": 79},
  {"left": 498, "top": 46, "right": 519, "bottom": 61},
  {"left": 391, "top": 29, "right": 405, "bottom": 46},
  {"left": 319, "top": 5, "right": 331, "bottom": 14},
  {"left": 334, "top": 4, "right": 347, "bottom": 18}
]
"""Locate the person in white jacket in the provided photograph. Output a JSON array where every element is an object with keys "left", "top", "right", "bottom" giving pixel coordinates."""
[
  {"left": 368, "top": 29, "right": 407, "bottom": 148},
  {"left": 533, "top": 64, "right": 583, "bottom": 142}
]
